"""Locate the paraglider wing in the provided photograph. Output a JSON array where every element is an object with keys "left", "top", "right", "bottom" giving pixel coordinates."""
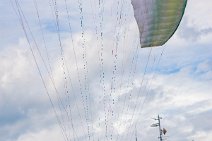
[{"left": 131, "top": 0, "right": 187, "bottom": 48}]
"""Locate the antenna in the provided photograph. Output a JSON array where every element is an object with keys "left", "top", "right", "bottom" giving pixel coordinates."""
[{"left": 151, "top": 115, "right": 167, "bottom": 141}]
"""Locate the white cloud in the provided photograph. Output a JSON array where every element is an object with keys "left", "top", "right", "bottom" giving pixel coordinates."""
[
  {"left": 186, "top": 0, "right": 212, "bottom": 30},
  {"left": 17, "top": 126, "right": 63, "bottom": 141}
]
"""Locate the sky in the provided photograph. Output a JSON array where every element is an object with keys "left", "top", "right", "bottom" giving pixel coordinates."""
[{"left": 0, "top": 0, "right": 212, "bottom": 141}]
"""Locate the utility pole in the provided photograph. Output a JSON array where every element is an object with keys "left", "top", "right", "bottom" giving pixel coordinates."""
[{"left": 151, "top": 115, "right": 166, "bottom": 141}]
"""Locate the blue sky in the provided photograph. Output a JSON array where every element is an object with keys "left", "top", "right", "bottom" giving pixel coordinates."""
[{"left": 0, "top": 0, "right": 212, "bottom": 141}]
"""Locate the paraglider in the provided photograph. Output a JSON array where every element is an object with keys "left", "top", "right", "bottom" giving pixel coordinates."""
[
  {"left": 5, "top": 0, "right": 190, "bottom": 141},
  {"left": 131, "top": 0, "right": 187, "bottom": 47}
]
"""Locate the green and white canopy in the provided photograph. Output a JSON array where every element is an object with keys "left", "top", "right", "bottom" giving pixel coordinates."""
[{"left": 131, "top": 0, "right": 187, "bottom": 48}]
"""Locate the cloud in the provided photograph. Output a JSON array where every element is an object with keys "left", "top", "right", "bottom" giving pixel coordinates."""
[{"left": 16, "top": 125, "right": 64, "bottom": 141}]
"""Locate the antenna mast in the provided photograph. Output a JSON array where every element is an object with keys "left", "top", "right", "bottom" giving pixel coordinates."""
[
  {"left": 151, "top": 115, "right": 166, "bottom": 141},
  {"left": 135, "top": 125, "right": 138, "bottom": 141}
]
